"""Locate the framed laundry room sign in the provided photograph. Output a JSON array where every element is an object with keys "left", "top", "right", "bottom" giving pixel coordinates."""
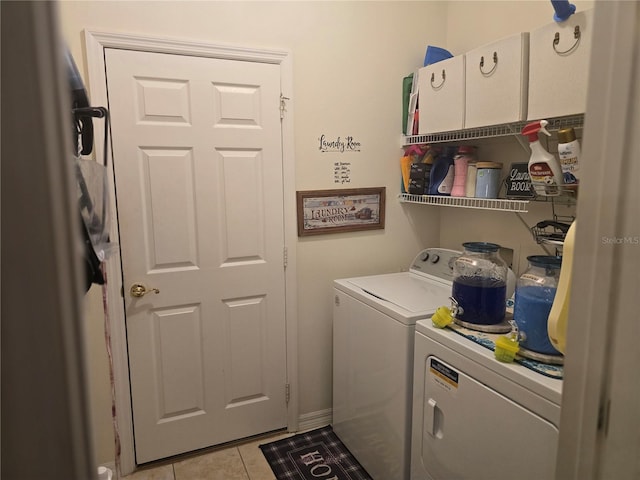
[{"left": 296, "top": 187, "right": 386, "bottom": 236}]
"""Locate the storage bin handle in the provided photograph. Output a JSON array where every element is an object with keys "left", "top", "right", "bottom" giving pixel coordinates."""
[
  {"left": 430, "top": 70, "right": 446, "bottom": 90},
  {"left": 479, "top": 52, "right": 498, "bottom": 76},
  {"left": 553, "top": 26, "right": 581, "bottom": 55}
]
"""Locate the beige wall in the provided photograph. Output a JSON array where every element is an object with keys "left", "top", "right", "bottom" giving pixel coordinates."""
[{"left": 61, "top": 0, "right": 595, "bottom": 467}]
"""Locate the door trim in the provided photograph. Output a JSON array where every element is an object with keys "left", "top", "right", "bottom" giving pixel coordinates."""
[
  {"left": 84, "top": 30, "right": 298, "bottom": 475},
  {"left": 555, "top": 2, "right": 639, "bottom": 478}
]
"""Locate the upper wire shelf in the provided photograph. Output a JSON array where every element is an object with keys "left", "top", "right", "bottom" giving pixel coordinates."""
[
  {"left": 398, "top": 193, "right": 529, "bottom": 213},
  {"left": 402, "top": 114, "right": 585, "bottom": 146}
]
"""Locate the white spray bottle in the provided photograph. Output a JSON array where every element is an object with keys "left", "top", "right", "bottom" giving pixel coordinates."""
[{"left": 521, "top": 120, "right": 563, "bottom": 196}]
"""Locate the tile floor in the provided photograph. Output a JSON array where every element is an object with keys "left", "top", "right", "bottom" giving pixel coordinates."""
[{"left": 120, "top": 431, "right": 293, "bottom": 480}]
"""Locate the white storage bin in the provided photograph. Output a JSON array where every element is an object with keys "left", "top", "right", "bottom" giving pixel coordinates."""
[
  {"left": 418, "top": 55, "right": 465, "bottom": 133},
  {"left": 527, "top": 9, "right": 594, "bottom": 120},
  {"left": 465, "top": 32, "right": 529, "bottom": 128}
]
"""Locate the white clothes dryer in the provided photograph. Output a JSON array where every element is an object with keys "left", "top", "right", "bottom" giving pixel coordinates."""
[
  {"left": 333, "top": 248, "right": 460, "bottom": 480},
  {"left": 411, "top": 318, "right": 563, "bottom": 480}
]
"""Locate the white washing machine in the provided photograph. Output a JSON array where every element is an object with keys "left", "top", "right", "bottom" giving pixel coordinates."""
[
  {"left": 333, "top": 248, "right": 460, "bottom": 480},
  {"left": 411, "top": 318, "right": 563, "bottom": 480}
]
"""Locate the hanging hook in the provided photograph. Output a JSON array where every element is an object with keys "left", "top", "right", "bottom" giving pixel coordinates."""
[
  {"left": 430, "top": 69, "right": 446, "bottom": 90},
  {"left": 552, "top": 26, "right": 581, "bottom": 55},
  {"left": 479, "top": 52, "right": 498, "bottom": 76}
]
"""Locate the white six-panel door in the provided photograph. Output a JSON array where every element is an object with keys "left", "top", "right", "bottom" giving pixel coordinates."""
[{"left": 105, "top": 48, "right": 287, "bottom": 463}]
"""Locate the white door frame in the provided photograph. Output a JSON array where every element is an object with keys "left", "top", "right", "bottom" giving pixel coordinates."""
[
  {"left": 555, "top": 2, "right": 640, "bottom": 479},
  {"left": 83, "top": 30, "right": 298, "bottom": 475}
]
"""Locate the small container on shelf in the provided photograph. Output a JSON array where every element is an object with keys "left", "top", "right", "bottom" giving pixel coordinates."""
[
  {"left": 475, "top": 162, "right": 502, "bottom": 199},
  {"left": 408, "top": 178, "right": 427, "bottom": 195},
  {"left": 451, "top": 146, "right": 476, "bottom": 197},
  {"left": 465, "top": 162, "right": 478, "bottom": 197}
]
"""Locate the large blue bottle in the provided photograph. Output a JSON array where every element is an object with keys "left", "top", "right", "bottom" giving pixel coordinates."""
[{"left": 428, "top": 146, "right": 456, "bottom": 195}]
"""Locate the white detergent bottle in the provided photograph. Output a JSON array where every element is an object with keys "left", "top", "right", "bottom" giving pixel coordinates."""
[
  {"left": 521, "top": 120, "right": 563, "bottom": 196},
  {"left": 557, "top": 127, "right": 581, "bottom": 189},
  {"left": 548, "top": 220, "right": 576, "bottom": 354}
]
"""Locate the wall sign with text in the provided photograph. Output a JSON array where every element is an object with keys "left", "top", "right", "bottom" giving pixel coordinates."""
[
  {"left": 296, "top": 187, "right": 385, "bottom": 236},
  {"left": 333, "top": 162, "right": 351, "bottom": 184},
  {"left": 505, "top": 162, "right": 535, "bottom": 198},
  {"left": 318, "top": 134, "right": 361, "bottom": 184},
  {"left": 318, "top": 135, "right": 361, "bottom": 153}
]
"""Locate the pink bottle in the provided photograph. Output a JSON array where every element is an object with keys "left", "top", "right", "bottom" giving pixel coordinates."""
[{"left": 451, "top": 146, "right": 476, "bottom": 197}]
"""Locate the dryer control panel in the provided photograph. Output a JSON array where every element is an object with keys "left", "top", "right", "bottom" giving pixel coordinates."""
[{"left": 409, "top": 248, "right": 461, "bottom": 282}]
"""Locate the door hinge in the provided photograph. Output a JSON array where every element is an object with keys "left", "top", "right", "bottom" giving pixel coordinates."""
[
  {"left": 280, "top": 93, "right": 290, "bottom": 119},
  {"left": 283, "top": 246, "right": 288, "bottom": 269},
  {"left": 597, "top": 398, "right": 611, "bottom": 435},
  {"left": 285, "top": 383, "right": 291, "bottom": 404}
]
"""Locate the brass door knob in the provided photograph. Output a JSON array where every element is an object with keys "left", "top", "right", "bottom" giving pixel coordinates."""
[{"left": 130, "top": 283, "right": 160, "bottom": 298}]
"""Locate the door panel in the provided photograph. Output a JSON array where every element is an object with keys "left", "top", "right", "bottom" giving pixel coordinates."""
[
  {"left": 223, "top": 295, "right": 268, "bottom": 405},
  {"left": 105, "top": 48, "right": 287, "bottom": 463},
  {"left": 143, "top": 148, "right": 198, "bottom": 269},
  {"left": 152, "top": 304, "right": 204, "bottom": 419},
  {"left": 218, "top": 149, "right": 264, "bottom": 260}
]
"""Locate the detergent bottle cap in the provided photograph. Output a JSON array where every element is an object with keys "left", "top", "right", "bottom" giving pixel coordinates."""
[
  {"left": 442, "top": 145, "right": 457, "bottom": 158},
  {"left": 494, "top": 320, "right": 521, "bottom": 363},
  {"left": 521, "top": 120, "right": 551, "bottom": 142},
  {"left": 551, "top": 0, "right": 577, "bottom": 22},
  {"left": 557, "top": 127, "right": 577, "bottom": 144},
  {"left": 457, "top": 145, "right": 475, "bottom": 154},
  {"left": 494, "top": 335, "right": 520, "bottom": 363},
  {"left": 431, "top": 306, "right": 454, "bottom": 329}
]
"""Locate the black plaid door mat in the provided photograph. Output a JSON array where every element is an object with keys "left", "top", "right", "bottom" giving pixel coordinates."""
[{"left": 259, "top": 425, "right": 372, "bottom": 480}]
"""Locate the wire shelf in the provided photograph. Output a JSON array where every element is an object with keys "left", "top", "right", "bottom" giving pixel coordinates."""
[
  {"left": 403, "top": 114, "right": 585, "bottom": 146},
  {"left": 531, "top": 220, "right": 572, "bottom": 245},
  {"left": 399, "top": 193, "right": 529, "bottom": 213}
]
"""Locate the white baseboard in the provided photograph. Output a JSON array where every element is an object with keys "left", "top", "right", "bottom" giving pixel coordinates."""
[{"left": 297, "top": 408, "right": 333, "bottom": 432}]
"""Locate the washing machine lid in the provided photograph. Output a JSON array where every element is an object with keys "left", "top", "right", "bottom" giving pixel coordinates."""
[{"left": 346, "top": 272, "right": 451, "bottom": 314}]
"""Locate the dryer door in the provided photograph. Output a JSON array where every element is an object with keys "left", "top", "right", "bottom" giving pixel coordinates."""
[{"left": 419, "top": 356, "right": 558, "bottom": 480}]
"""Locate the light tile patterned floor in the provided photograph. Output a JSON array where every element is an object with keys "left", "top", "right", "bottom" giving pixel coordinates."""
[{"left": 121, "top": 431, "right": 293, "bottom": 480}]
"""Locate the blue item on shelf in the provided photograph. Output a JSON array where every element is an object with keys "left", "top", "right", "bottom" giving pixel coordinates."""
[
  {"left": 424, "top": 45, "right": 453, "bottom": 66},
  {"left": 551, "top": 0, "right": 576, "bottom": 22},
  {"left": 427, "top": 146, "right": 455, "bottom": 195}
]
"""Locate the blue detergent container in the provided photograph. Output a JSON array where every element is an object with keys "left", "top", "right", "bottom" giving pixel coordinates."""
[
  {"left": 428, "top": 146, "right": 456, "bottom": 195},
  {"left": 452, "top": 242, "right": 508, "bottom": 326},
  {"left": 513, "top": 255, "right": 563, "bottom": 357}
]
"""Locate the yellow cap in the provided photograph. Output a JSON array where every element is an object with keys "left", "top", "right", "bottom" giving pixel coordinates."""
[
  {"left": 494, "top": 335, "right": 519, "bottom": 363},
  {"left": 431, "top": 306, "right": 453, "bottom": 329}
]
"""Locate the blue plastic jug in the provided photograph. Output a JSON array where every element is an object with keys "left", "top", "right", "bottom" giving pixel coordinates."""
[{"left": 428, "top": 146, "right": 456, "bottom": 195}]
